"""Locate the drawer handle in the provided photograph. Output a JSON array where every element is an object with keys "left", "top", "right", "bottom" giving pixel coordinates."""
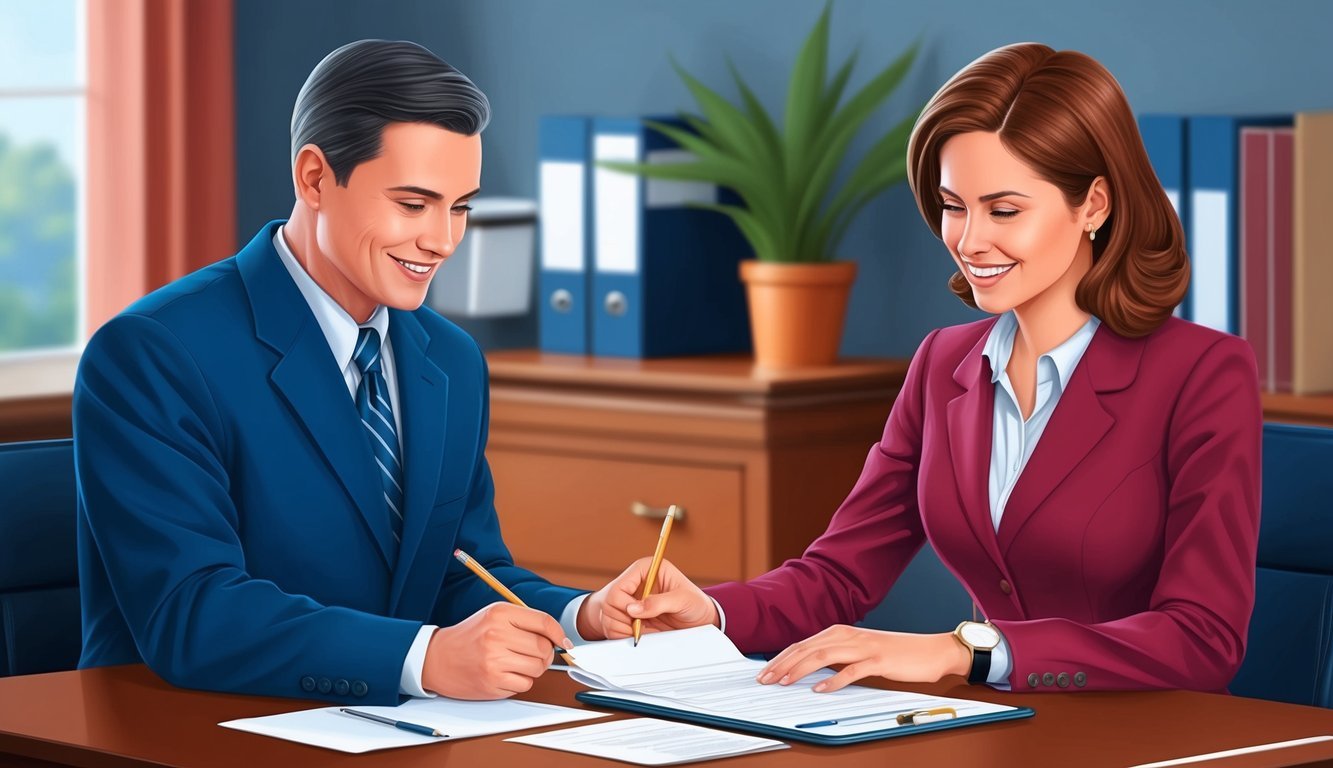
[{"left": 630, "top": 502, "right": 686, "bottom": 522}]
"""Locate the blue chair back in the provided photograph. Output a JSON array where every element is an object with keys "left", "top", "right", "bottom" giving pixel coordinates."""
[
  {"left": 0, "top": 438, "right": 80, "bottom": 676},
  {"left": 1231, "top": 423, "right": 1333, "bottom": 707}
]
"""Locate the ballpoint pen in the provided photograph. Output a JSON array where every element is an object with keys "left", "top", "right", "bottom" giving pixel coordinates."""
[
  {"left": 794, "top": 706, "right": 958, "bottom": 729},
  {"left": 340, "top": 708, "right": 448, "bottom": 738},
  {"left": 452, "top": 548, "right": 577, "bottom": 664},
  {"left": 633, "top": 506, "right": 678, "bottom": 647}
]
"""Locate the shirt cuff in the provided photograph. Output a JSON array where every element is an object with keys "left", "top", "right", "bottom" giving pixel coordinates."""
[
  {"left": 560, "top": 594, "right": 592, "bottom": 643},
  {"left": 711, "top": 597, "right": 726, "bottom": 632},
  {"left": 399, "top": 624, "right": 439, "bottom": 698},
  {"left": 987, "top": 629, "right": 1012, "bottom": 690}
]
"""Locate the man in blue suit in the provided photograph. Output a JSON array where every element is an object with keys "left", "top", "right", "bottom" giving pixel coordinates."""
[{"left": 74, "top": 40, "right": 612, "bottom": 705}]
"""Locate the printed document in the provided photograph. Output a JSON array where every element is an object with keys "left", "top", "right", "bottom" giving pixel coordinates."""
[
  {"left": 568, "top": 625, "right": 1018, "bottom": 736},
  {"left": 220, "top": 696, "right": 607, "bottom": 753},
  {"left": 507, "top": 717, "right": 788, "bottom": 765}
]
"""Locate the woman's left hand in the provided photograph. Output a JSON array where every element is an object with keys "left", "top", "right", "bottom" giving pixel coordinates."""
[{"left": 757, "top": 625, "right": 972, "bottom": 692}]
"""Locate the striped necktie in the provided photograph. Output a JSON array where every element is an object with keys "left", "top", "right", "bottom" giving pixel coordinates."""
[{"left": 353, "top": 327, "right": 404, "bottom": 556}]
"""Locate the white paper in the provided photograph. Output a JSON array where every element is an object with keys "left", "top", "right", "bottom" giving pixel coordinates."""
[
  {"left": 568, "top": 625, "right": 1019, "bottom": 736},
  {"left": 219, "top": 696, "right": 608, "bottom": 753},
  {"left": 507, "top": 717, "right": 788, "bottom": 765}
]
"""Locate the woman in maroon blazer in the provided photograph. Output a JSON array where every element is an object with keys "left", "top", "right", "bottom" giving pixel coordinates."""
[{"left": 582, "top": 43, "right": 1262, "bottom": 694}]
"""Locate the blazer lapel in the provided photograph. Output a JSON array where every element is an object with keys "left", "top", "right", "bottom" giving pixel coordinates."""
[
  {"left": 945, "top": 321, "right": 1009, "bottom": 572},
  {"left": 238, "top": 222, "right": 396, "bottom": 570},
  {"left": 996, "top": 324, "right": 1142, "bottom": 556},
  {"left": 386, "top": 310, "right": 449, "bottom": 614}
]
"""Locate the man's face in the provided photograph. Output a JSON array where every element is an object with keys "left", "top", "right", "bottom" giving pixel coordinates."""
[{"left": 311, "top": 122, "right": 481, "bottom": 321}]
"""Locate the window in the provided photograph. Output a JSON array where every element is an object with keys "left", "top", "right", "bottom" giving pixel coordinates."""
[{"left": 0, "top": 0, "right": 86, "bottom": 357}]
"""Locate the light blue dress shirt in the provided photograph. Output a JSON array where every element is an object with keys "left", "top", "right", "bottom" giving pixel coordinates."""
[
  {"left": 979, "top": 310, "right": 1101, "bottom": 687},
  {"left": 273, "top": 228, "right": 583, "bottom": 697}
]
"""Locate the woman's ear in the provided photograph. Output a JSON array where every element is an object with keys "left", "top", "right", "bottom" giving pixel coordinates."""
[
  {"left": 1084, "top": 176, "right": 1111, "bottom": 230},
  {"left": 292, "top": 144, "right": 329, "bottom": 211}
]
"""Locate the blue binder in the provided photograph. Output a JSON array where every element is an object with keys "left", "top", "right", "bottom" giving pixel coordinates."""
[
  {"left": 1137, "top": 114, "right": 1190, "bottom": 318},
  {"left": 590, "top": 117, "right": 751, "bottom": 358},
  {"left": 575, "top": 690, "right": 1035, "bottom": 746},
  {"left": 1186, "top": 115, "right": 1290, "bottom": 334},
  {"left": 537, "top": 116, "right": 592, "bottom": 354}
]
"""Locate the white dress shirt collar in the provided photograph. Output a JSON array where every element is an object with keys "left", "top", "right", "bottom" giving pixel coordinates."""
[{"left": 981, "top": 310, "right": 1100, "bottom": 393}]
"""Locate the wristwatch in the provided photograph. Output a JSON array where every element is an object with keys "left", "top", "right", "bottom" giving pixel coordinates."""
[{"left": 953, "top": 621, "right": 1001, "bottom": 684}]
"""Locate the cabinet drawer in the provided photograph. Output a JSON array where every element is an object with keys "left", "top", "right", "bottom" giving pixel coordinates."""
[{"left": 490, "top": 448, "right": 744, "bottom": 583}]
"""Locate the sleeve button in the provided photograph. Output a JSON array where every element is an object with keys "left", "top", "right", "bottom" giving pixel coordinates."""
[
  {"left": 1041, "top": 672, "right": 1055, "bottom": 687},
  {"left": 1074, "top": 671, "right": 1087, "bottom": 687},
  {"left": 317, "top": 677, "right": 332, "bottom": 694},
  {"left": 352, "top": 680, "right": 369, "bottom": 697},
  {"left": 1026, "top": 673, "right": 1039, "bottom": 688},
  {"left": 334, "top": 679, "right": 350, "bottom": 696},
  {"left": 1056, "top": 672, "right": 1070, "bottom": 688},
  {"left": 300, "top": 676, "right": 316, "bottom": 693}
]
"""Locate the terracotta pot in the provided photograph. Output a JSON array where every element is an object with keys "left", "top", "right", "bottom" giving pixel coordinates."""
[{"left": 739, "top": 260, "right": 857, "bottom": 369}]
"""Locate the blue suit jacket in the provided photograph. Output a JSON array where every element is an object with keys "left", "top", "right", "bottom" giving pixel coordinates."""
[{"left": 73, "top": 222, "right": 582, "bottom": 704}]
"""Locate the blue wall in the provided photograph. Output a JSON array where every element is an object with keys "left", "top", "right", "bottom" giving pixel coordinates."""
[{"left": 234, "top": 0, "right": 1333, "bottom": 631}]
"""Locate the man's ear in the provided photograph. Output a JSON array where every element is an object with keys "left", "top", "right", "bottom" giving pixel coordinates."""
[{"left": 292, "top": 144, "right": 329, "bottom": 211}]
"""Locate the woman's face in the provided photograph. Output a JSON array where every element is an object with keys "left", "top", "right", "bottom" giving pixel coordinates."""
[{"left": 937, "top": 131, "right": 1103, "bottom": 316}]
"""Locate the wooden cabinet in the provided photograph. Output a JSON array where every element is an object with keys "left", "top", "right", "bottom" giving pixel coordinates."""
[{"left": 484, "top": 351, "right": 908, "bottom": 590}]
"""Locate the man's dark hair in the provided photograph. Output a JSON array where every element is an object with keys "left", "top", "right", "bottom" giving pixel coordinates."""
[{"left": 290, "top": 39, "right": 490, "bottom": 186}]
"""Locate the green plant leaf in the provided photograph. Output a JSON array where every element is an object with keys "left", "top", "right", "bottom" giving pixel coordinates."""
[
  {"left": 693, "top": 201, "right": 777, "bottom": 262},
  {"left": 671, "top": 59, "right": 771, "bottom": 170},
  {"left": 782, "top": 2, "right": 833, "bottom": 192},
  {"left": 824, "top": 110, "right": 918, "bottom": 230}
]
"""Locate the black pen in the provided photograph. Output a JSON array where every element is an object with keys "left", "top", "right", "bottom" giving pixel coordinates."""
[{"left": 340, "top": 708, "right": 448, "bottom": 738}]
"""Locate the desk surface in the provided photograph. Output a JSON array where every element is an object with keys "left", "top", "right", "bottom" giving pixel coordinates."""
[{"left": 2, "top": 666, "right": 1333, "bottom": 768}]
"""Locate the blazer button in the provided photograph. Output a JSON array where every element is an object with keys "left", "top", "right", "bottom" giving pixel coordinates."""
[
  {"left": 334, "top": 679, "right": 351, "bottom": 697},
  {"left": 1041, "top": 672, "right": 1055, "bottom": 687},
  {"left": 352, "top": 680, "right": 369, "bottom": 697},
  {"left": 1056, "top": 672, "right": 1070, "bottom": 688},
  {"left": 300, "top": 676, "right": 316, "bottom": 693},
  {"left": 317, "top": 677, "right": 332, "bottom": 694},
  {"left": 999, "top": 579, "right": 1012, "bottom": 595},
  {"left": 1074, "top": 671, "right": 1087, "bottom": 688},
  {"left": 1026, "top": 673, "right": 1039, "bottom": 688}
]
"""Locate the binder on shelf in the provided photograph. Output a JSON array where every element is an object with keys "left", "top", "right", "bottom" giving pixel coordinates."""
[
  {"left": 1239, "top": 126, "right": 1294, "bottom": 392},
  {"left": 1137, "top": 114, "right": 1190, "bottom": 318},
  {"left": 1292, "top": 112, "right": 1333, "bottom": 394},
  {"left": 537, "top": 116, "right": 592, "bottom": 354},
  {"left": 1187, "top": 115, "right": 1290, "bottom": 335},
  {"left": 590, "top": 116, "right": 751, "bottom": 358}
]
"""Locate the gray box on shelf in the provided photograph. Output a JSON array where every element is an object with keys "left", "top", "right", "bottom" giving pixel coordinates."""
[{"left": 427, "top": 197, "right": 537, "bottom": 318}]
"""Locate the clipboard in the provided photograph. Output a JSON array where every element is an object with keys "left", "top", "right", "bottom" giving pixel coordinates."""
[{"left": 575, "top": 690, "right": 1035, "bottom": 746}]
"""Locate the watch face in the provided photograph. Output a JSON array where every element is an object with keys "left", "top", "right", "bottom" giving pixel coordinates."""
[{"left": 960, "top": 622, "right": 1000, "bottom": 649}]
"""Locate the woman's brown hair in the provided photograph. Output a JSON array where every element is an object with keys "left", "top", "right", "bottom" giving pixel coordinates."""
[{"left": 906, "top": 43, "right": 1188, "bottom": 338}]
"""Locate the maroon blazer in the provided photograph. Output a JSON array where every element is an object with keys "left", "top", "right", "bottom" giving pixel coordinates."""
[{"left": 707, "top": 316, "right": 1262, "bottom": 692}]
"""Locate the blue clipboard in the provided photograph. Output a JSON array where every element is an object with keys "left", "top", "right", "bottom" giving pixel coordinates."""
[{"left": 574, "top": 690, "right": 1035, "bottom": 746}]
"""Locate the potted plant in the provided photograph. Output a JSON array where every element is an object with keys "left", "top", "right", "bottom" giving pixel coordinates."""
[{"left": 601, "top": 4, "right": 921, "bottom": 368}]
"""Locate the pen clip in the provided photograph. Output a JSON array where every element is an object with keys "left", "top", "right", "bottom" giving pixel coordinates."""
[{"left": 896, "top": 707, "right": 958, "bottom": 725}]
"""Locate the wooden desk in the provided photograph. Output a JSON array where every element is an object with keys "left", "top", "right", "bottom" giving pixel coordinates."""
[{"left": 3, "top": 666, "right": 1333, "bottom": 768}]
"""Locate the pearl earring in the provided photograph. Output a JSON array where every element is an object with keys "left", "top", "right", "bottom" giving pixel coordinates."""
[{"left": 1087, "top": 224, "right": 1096, "bottom": 242}]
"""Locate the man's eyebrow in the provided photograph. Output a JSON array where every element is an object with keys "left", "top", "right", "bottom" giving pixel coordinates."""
[
  {"left": 387, "top": 185, "right": 444, "bottom": 200},
  {"left": 939, "top": 185, "right": 1031, "bottom": 203},
  {"left": 457, "top": 187, "right": 481, "bottom": 201}
]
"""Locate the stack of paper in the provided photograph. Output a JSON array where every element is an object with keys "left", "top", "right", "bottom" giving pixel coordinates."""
[{"left": 565, "top": 625, "right": 1020, "bottom": 737}]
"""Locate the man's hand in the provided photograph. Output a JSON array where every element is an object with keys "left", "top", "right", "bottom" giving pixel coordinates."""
[
  {"left": 756, "top": 626, "right": 971, "bottom": 692},
  {"left": 421, "top": 602, "right": 573, "bottom": 699},
  {"left": 577, "top": 557, "right": 719, "bottom": 641}
]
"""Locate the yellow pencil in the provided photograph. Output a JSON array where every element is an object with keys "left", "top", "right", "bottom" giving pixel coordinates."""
[
  {"left": 633, "top": 506, "right": 678, "bottom": 647},
  {"left": 453, "top": 548, "right": 576, "bottom": 664}
]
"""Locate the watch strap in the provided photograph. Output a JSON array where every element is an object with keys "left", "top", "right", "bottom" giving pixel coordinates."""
[{"left": 967, "top": 647, "right": 992, "bottom": 685}]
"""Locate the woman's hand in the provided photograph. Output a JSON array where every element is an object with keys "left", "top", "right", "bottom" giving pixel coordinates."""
[
  {"left": 757, "top": 625, "right": 972, "bottom": 692},
  {"left": 577, "top": 557, "right": 719, "bottom": 641}
]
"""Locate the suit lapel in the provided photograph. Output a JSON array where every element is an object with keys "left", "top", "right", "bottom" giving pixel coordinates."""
[
  {"left": 945, "top": 321, "right": 1009, "bottom": 572},
  {"left": 386, "top": 310, "right": 449, "bottom": 614},
  {"left": 238, "top": 222, "right": 396, "bottom": 570},
  {"left": 996, "top": 324, "right": 1142, "bottom": 556}
]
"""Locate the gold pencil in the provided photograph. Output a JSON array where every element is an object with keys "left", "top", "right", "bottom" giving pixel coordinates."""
[
  {"left": 633, "top": 506, "right": 678, "bottom": 647},
  {"left": 453, "top": 548, "right": 576, "bottom": 664}
]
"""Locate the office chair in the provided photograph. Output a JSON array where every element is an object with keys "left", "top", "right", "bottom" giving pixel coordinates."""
[
  {"left": 0, "top": 438, "right": 81, "bottom": 676},
  {"left": 1230, "top": 422, "right": 1333, "bottom": 707}
]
